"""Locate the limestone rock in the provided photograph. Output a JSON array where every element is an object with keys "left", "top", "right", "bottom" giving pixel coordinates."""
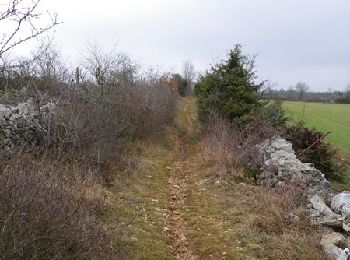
[
  {"left": 320, "top": 232, "right": 349, "bottom": 260},
  {"left": 331, "top": 192, "right": 350, "bottom": 231},
  {"left": 0, "top": 99, "right": 56, "bottom": 156},
  {"left": 309, "top": 194, "right": 343, "bottom": 227},
  {"left": 332, "top": 192, "right": 350, "bottom": 219},
  {"left": 258, "top": 137, "right": 334, "bottom": 202}
]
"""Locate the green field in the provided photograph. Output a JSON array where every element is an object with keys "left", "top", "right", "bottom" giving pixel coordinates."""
[{"left": 282, "top": 101, "right": 350, "bottom": 154}]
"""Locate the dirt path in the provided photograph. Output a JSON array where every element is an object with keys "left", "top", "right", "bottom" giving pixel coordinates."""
[
  {"left": 166, "top": 161, "right": 197, "bottom": 259},
  {"left": 165, "top": 98, "right": 198, "bottom": 260}
]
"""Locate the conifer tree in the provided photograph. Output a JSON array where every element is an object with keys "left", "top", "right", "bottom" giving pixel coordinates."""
[{"left": 195, "top": 45, "right": 263, "bottom": 123}]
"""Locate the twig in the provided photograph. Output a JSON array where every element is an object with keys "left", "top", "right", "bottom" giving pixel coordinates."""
[{"left": 297, "top": 131, "right": 331, "bottom": 158}]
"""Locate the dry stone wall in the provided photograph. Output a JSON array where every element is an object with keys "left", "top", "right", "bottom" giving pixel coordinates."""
[
  {"left": 0, "top": 99, "right": 55, "bottom": 155},
  {"left": 258, "top": 137, "right": 350, "bottom": 259}
]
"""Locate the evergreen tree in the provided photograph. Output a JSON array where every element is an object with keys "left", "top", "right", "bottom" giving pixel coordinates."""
[{"left": 194, "top": 45, "right": 263, "bottom": 123}]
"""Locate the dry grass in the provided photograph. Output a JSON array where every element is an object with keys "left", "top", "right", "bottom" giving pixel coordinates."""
[
  {"left": 221, "top": 182, "right": 327, "bottom": 259},
  {"left": 198, "top": 113, "right": 243, "bottom": 180}
]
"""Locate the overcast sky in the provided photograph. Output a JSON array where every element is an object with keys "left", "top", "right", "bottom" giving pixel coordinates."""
[{"left": 14, "top": 0, "right": 350, "bottom": 91}]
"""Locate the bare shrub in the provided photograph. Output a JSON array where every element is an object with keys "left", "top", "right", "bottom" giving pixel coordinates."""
[
  {"left": 236, "top": 118, "right": 277, "bottom": 175},
  {"left": 0, "top": 74, "right": 176, "bottom": 259},
  {"left": 199, "top": 113, "right": 277, "bottom": 180},
  {"left": 199, "top": 112, "right": 243, "bottom": 179},
  {"left": 40, "top": 81, "right": 176, "bottom": 163},
  {"left": 83, "top": 42, "right": 138, "bottom": 90},
  {"left": 0, "top": 155, "right": 120, "bottom": 259},
  {"left": 0, "top": 41, "right": 177, "bottom": 258}
]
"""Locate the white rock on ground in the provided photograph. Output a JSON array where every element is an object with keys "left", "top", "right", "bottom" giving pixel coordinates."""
[
  {"left": 331, "top": 192, "right": 350, "bottom": 231},
  {"left": 332, "top": 192, "right": 350, "bottom": 219},
  {"left": 309, "top": 194, "right": 343, "bottom": 227},
  {"left": 320, "top": 232, "right": 349, "bottom": 260}
]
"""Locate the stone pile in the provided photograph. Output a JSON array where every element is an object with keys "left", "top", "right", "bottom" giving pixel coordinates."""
[
  {"left": 0, "top": 99, "right": 55, "bottom": 155},
  {"left": 258, "top": 138, "right": 334, "bottom": 201},
  {"left": 258, "top": 137, "right": 350, "bottom": 260}
]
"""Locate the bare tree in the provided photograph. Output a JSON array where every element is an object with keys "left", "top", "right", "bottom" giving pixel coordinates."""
[
  {"left": 295, "top": 82, "right": 310, "bottom": 100},
  {"left": 0, "top": 0, "right": 60, "bottom": 60},
  {"left": 140, "top": 65, "right": 162, "bottom": 85},
  {"left": 345, "top": 84, "right": 350, "bottom": 94},
  {"left": 84, "top": 42, "right": 138, "bottom": 94},
  {"left": 0, "top": 37, "right": 71, "bottom": 97},
  {"left": 31, "top": 38, "right": 70, "bottom": 83},
  {"left": 181, "top": 60, "right": 195, "bottom": 95},
  {"left": 260, "top": 80, "right": 277, "bottom": 99},
  {"left": 0, "top": 1, "right": 59, "bottom": 94}
]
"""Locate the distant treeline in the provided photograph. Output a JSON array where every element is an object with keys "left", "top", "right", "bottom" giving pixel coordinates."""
[{"left": 261, "top": 83, "right": 350, "bottom": 104}]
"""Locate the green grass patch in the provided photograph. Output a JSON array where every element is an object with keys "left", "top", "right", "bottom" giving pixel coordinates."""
[{"left": 282, "top": 101, "right": 350, "bottom": 155}]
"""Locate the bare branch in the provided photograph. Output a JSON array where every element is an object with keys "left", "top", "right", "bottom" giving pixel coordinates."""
[{"left": 0, "top": 0, "right": 60, "bottom": 59}]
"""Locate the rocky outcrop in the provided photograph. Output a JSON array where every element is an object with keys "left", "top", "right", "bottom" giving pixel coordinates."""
[{"left": 0, "top": 99, "right": 55, "bottom": 155}]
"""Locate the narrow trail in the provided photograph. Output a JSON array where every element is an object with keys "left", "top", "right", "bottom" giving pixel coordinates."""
[{"left": 165, "top": 99, "right": 198, "bottom": 260}]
